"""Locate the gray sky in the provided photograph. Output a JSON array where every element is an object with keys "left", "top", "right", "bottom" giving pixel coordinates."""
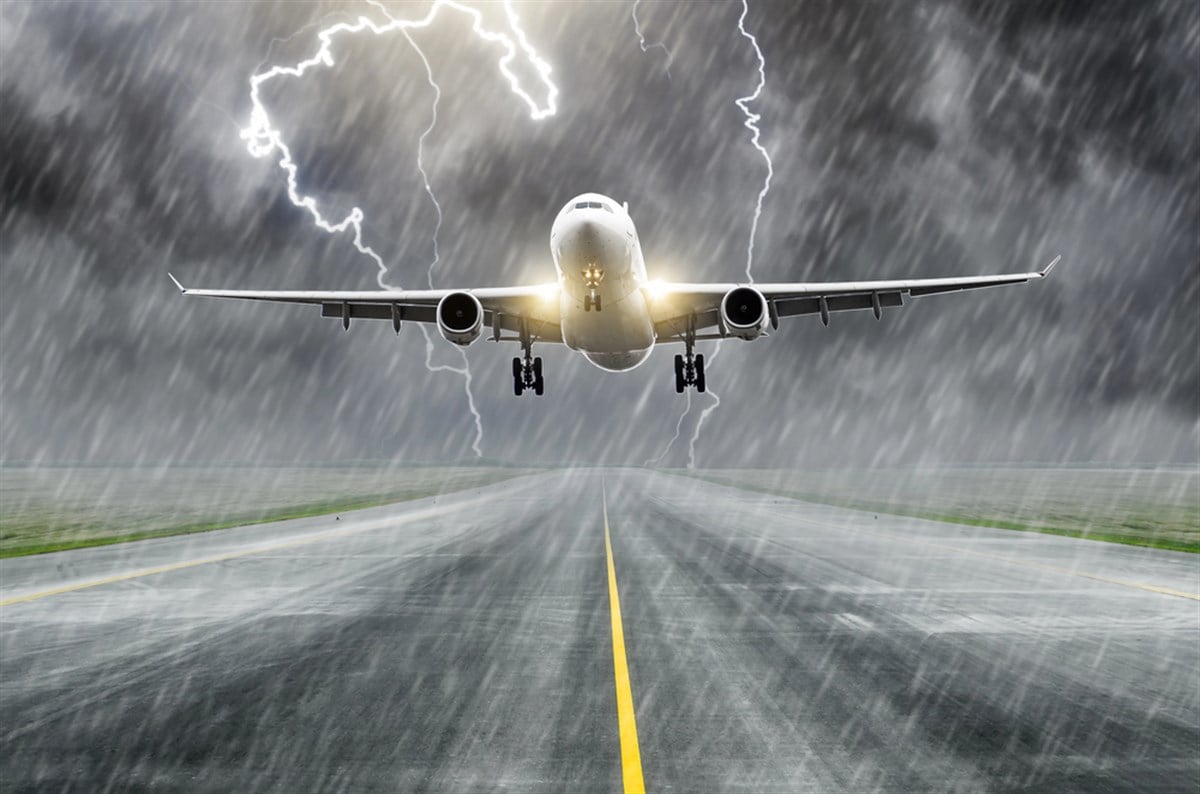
[{"left": 1, "top": 0, "right": 1197, "bottom": 466}]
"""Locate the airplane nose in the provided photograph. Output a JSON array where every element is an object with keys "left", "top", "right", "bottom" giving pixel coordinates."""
[
  {"left": 564, "top": 216, "right": 624, "bottom": 271},
  {"left": 577, "top": 220, "right": 600, "bottom": 241},
  {"left": 572, "top": 221, "right": 605, "bottom": 257}
]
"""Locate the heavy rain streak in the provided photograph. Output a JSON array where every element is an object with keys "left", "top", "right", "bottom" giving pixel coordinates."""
[{"left": 1, "top": 1, "right": 1197, "bottom": 793}]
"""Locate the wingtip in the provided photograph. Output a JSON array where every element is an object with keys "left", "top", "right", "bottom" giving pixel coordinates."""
[
  {"left": 167, "top": 272, "right": 186, "bottom": 293},
  {"left": 1040, "top": 255, "right": 1061, "bottom": 278}
]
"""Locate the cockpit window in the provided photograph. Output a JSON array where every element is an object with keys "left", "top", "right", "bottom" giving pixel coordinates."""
[{"left": 573, "top": 200, "right": 616, "bottom": 212}]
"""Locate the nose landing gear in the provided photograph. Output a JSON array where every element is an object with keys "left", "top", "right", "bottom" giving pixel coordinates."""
[{"left": 582, "top": 265, "right": 604, "bottom": 312}]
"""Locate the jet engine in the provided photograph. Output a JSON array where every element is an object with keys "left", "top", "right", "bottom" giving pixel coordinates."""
[
  {"left": 720, "top": 287, "right": 769, "bottom": 340},
  {"left": 437, "top": 292, "right": 483, "bottom": 346}
]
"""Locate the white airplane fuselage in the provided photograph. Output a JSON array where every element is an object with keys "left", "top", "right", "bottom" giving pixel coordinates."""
[{"left": 551, "top": 193, "right": 655, "bottom": 371}]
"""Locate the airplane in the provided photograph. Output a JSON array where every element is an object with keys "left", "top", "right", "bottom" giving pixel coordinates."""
[{"left": 171, "top": 191, "right": 1058, "bottom": 396}]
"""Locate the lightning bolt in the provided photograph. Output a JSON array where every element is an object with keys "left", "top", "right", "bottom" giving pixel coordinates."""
[
  {"left": 377, "top": 1, "right": 481, "bottom": 456},
  {"left": 631, "top": 0, "right": 673, "bottom": 80},
  {"left": 644, "top": 390, "right": 690, "bottom": 467},
  {"left": 656, "top": 0, "right": 773, "bottom": 469},
  {"left": 731, "top": 0, "right": 773, "bottom": 286},
  {"left": 241, "top": 0, "right": 557, "bottom": 458}
]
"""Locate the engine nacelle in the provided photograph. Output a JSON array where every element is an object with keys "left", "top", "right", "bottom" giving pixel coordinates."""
[
  {"left": 437, "top": 292, "right": 483, "bottom": 346},
  {"left": 720, "top": 286, "right": 769, "bottom": 340}
]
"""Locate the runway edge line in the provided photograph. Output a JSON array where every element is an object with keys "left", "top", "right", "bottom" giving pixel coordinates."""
[{"left": 604, "top": 484, "right": 646, "bottom": 794}]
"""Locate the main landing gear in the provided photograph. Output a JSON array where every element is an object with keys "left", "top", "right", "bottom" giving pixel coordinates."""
[
  {"left": 673, "top": 318, "right": 706, "bottom": 393},
  {"left": 512, "top": 334, "right": 544, "bottom": 396},
  {"left": 674, "top": 346, "right": 706, "bottom": 393}
]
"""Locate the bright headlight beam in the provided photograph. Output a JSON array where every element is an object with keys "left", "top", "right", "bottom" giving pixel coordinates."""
[{"left": 644, "top": 279, "right": 669, "bottom": 300}]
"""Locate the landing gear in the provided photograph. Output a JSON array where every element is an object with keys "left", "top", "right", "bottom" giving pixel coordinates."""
[
  {"left": 674, "top": 350, "right": 706, "bottom": 393},
  {"left": 512, "top": 329, "right": 544, "bottom": 396},
  {"left": 676, "top": 352, "right": 700, "bottom": 393},
  {"left": 673, "top": 321, "right": 706, "bottom": 393},
  {"left": 512, "top": 355, "right": 544, "bottom": 395},
  {"left": 582, "top": 266, "right": 604, "bottom": 312}
]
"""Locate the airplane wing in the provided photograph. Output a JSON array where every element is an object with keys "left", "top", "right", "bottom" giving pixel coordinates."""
[
  {"left": 168, "top": 274, "right": 564, "bottom": 343},
  {"left": 649, "top": 257, "right": 1059, "bottom": 341}
]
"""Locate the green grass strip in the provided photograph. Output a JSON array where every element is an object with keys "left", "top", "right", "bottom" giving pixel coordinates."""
[
  {"left": 0, "top": 487, "right": 492, "bottom": 559},
  {"left": 681, "top": 472, "right": 1199, "bottom": 554}
]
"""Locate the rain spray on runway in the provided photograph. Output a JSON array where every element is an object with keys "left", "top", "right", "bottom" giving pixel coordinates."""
[{"left": 241, "top": 0, "right": 558, "bottom": 457}]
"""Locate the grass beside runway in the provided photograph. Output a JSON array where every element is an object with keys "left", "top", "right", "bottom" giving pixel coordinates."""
[
  {"left": 0, "top": 464, "right": 534, "bottom": 558},
  {"left": 680, "top": 466, "right": 1199, "bottom": 554}
]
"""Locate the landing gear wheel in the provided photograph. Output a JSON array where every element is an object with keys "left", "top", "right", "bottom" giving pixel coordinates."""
[
  {"left": 593, "top": 295, "right": 602, "bottom": 312},
  {"left": 674, "top": 315, "right": 708, "bottom": 393},
  {"left": 512, "top": 358, "right": 523, "bottom": 395},
  {"left": 514, "top": 320, "right": 543, "bottom": 397}
]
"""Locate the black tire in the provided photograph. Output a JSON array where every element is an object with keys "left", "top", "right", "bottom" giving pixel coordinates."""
[
  {"left": 695, "top": 353, "right": 706, "bottom": 393},
  {"left": 533, "top": 357, "right": 544, "bottom": 395},
  {"left": 513, "top": 375, "right": 523, "bottom": 396},
  {"left": 512, "top": 358, "right": 522, "bottom": 378},
  {"left": 584, "top": 295, "right": 592, "bottom": 312},
  {"left": 674, "top": 354, "right": 685, "bottom": 393},
  {"left": 594, "top": 295, "right": 602, "bottom": 312}
]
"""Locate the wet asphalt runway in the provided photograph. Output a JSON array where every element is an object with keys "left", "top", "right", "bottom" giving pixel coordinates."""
[{"left": 2, "top": 469, "right": 1197, "bottom": 793}]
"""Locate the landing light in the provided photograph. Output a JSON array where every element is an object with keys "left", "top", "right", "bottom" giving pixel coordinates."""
[
  {"left": 646, "top": 279, "right": 669, "bottom": 300},
  {"left": 582, "top": 266, "right": 605, "bottom": 289},
  {"left": 537, "top": 282, "right": 560, "bottom": 301}
]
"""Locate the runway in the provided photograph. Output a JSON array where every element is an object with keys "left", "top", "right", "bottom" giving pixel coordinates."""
[{"left": 2, "top": 469, "right": 1197, "bottom": 793}]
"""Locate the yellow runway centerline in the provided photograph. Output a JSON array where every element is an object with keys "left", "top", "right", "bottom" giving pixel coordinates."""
[{"left": 604, "top": 486, "right": 645, "bottom": 794}]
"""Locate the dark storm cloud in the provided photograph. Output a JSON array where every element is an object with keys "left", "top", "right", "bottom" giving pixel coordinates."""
[{"left": 0, "top": 0, "right": 1196, "bottom": 465}]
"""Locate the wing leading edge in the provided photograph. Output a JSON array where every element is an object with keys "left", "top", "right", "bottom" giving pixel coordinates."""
[
  {"left": 168, "top": 276, "right": 564, "bottom": 343},
  {"left": 651, "top": 256, "right": 1059, "bottom": 341}
]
